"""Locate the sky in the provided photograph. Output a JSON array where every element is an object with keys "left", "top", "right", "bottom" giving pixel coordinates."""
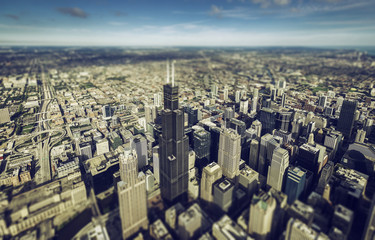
[{"left": 1, "top": 0, "right": 375, "bottom": 46}]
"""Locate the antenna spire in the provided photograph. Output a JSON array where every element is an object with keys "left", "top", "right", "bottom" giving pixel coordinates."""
[
  {"left": 166, "top": 59, "right": 170, "bottom": 84},
  {"left": 172, "top": 60, "right": 175, "bottom": 87}
]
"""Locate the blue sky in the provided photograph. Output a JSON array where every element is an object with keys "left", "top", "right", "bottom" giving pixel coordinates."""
[{"left": 1, "top": 0, "right": 374, "bottom": 46}]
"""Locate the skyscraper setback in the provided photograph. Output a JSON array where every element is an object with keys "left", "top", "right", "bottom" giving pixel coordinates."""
[
  {"left": 159, "top": 61, "right": 189, "bottom": 202},
  {"left": 118, "top": 148, "right": 148, "bottom": 239}
]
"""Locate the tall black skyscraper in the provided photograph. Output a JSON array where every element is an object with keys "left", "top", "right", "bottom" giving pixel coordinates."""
[
  {"left": 259, "top": 108, "right": 276, "bottom": 135},
  {"left": 337, "top": 100, "right": 357, "bottom": 140},
  {"left": 159, "top": 61, "right": 189, "bottom": 202}
]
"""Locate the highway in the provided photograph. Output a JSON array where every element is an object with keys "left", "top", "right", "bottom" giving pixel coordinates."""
[{"left": 34, "top": 61, "right": 56, "bottom": 185}]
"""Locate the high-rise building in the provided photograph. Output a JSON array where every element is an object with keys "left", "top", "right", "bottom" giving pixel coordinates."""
[
  {"left": 249, "top": 139, "right": 259, "bottom": 170},
  {"left": 318, "top": 96, "right": 327, "bottom": 108},
  {"left": 213, "top": 178, "right": 234, "bottom": 212},
  {"left": 154, "top": 92, "right": 162, "bottom": 107},
  {"left": 240, "top": 98, "right": 249, "bottom": 114},
  {"left": 102, "top": 105, "right": 112, "bottom": 119},
  {"left": 211, "top": 84, "right": 218, "bottom": 98},
  {"left": 252, "top": 96, "right": 258, "bottom": 113},
  {"left": 223, "top": 87, "right": 229, "bottom": 101},
  {"left": 132, "top": 135, "right": 148, "bottom": 169},
  {"left": 96, "top": 139, "right": 109, "bottom": 156},
  {"left": 235, "top": 90, "right": 241, "bottom": 103},
  {"left": 363, "top": 194, "right": 375, "bottom": 240},
  {"left": 267, "top": 148, "right": 289, "bottom": 191},
  {"left": 337, "top": 100, "right": 358, "bottom": 140},
  {"left": 276, "top": 111, "right": 292, "bottom": 132},
  {"left": 297, "top": 144, "right": 320, "bottom": 176},
  {"left": 184, "top": 105, "right": 199, "bottom": 127},
  {"left": 212, "top": 215, "right": 251, "bottom": 240},
  {"left": 210, "top": 127, "right": 222, "bottom": 163},
  {"left": 251, "top": 120, "right": 262, "bottom": 138},
  {"left": 79, "top": 142, "right": 92, "bottom": 160},
  {"left": 307, "top": 121, "right": 316, "bottom": 135},
  {"left": 218, "top": 128, "right": 241, "bottom": 179},
  {"left": 259, "top": 108, "right": 276, "bottom": 135},
  {"left": 193, "top": 129, "right": 211, "bottom": 162},
  {"left": 159, "top": 61, "right": 189, "bottom": 202},
  {"left": 224, "top": 107, "right": 234, "bottom": 121},
  {"left": 355, "top": 129, "right": 366, "bottom": 143},
  {"left": 281, "top": 93, "right": 286, "bottom": 108},
  {"left": 284, "top": 167, "right": 306, "bottom": 204},
  {"left": 200, "top": 162, "right": 222, "bottom": 203},
  {"left": 118, "top": 149, "right": 148, "bottom": 239},
  {"left": 258, "top": 134, "right": 273, "bottom": 176},
  {"left": 248, "top": 190, "right": 276, "bottom": 239},
  {"left": 152, "top": 145, "right": 160, "bottom": 183},
  {"left": 229, "top": 118, "right": 246, "bottom": 136},
  {"left": 285, "top": 218, "right": 329, "bottom": 240},
  {"left": 178, "top": 203, "right": 211, "bottom": 240}
]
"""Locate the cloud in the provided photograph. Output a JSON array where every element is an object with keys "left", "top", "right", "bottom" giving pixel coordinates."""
[
  {"left": 209, "top": 5, "right": 223, "bottom": 18},
  {"left": 57, "top": 7, "right": 88, "bottom": 18},
  {"left": 252, "top": 0, "right": 271, "bottom": 8},
  {"left": 114, "top": 11, "right": 127, "bottom": 17},
  {"left": 108, "top": 21, "right": 127, "bottom": 26},
  {"left": 4, "top": 14, "right": 19, "bottom": 20},
  {"left": 274, "top": 0, "right": 291, "bottom": 6}
]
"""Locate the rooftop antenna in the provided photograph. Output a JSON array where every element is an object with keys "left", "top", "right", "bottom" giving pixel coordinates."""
[
  {"left": 166, "top": 59, "right": 170, "bottom": 84},
  {"left": 172, "top": 60, "right": 175, "bottom": 87}
]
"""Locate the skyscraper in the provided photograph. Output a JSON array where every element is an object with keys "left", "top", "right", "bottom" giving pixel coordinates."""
[
  {"left": 102, "top": 105, "right": 112, "bottom": 119},
  {"left": 259, "top": 108, "right": 277, "bottom": 135},
  {"left": 240, "top": 97, "right": 249, "bottom": 114},
  {"left": 318, "top": 95, "right": 327, "bottom": 108},
  {"left": 118, "top": 149, "right": 148, "bottom": 239},
  {"left": 159, "top": 61, "right": 189, "bottom": 202},
  {"left": 297, "top": 144, "right": 320, "bottom": 176},
  {"left": 200, "top": 162, "right": 222, "bottom": 203},
  {"left": 258, "top": 133, "right": 273, "bottom": 176},
  {"left": 132, "top": 135, "right": 148, "bottom": 169},
  {"left": 218, "top": 128, "right": 241, "bottom": 179},
  {"left": 284, "top": 167, "right": 306, "bottom": 204},
  {"left": 248, "top": 190, "right": 276, "bottom": 240},
  {"left": 363, "top": 194, "right": 375, "bottom": 240},
  {"left": 79, "top": 142, "right": 92, "bottom": 160},
  {"left": 267, "top": 148, "right": 289, "bottom": 191},
  {"left": 249, "top": 139, "right": 259, "bottom": 170},
  {"left": 337, "top": 100, "right": 358, "bottom": 140},
  {"left": 193, "top": 129, "right": 211, "bottom": 162}
]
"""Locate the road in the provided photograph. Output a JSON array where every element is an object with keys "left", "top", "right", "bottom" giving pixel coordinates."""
[{"left": 35, "top": 61, "right": 55, "bottom": 185}]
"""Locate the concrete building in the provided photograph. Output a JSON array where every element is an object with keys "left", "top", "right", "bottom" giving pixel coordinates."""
[
  {"left": 213, "top": 178, "right": 234, "bottom": 212},
  {"left": 178, "top": 203, "right": 211, "bottom": 240},
  {"left": 285, "top": 218, "right": 329, "bottom": 240},
  {"left": 238, "top": 165, "right": 259, "bottom": 196},
  {"left": 79, "top": 142, "right": 92, "bottom": 160},
  {"left": 200, "top": 162, "right": 222, "bottom": 203},
  {"left": 152, "top": 145, "right": 160, "bottom": 183},
  {"left": 218, "top": 128, "right": 241, "bottom": 179},
  {"left": 149, "top": 219, "right": 172, "bottom": 240},
  {"left": 267, "top": 148, "right": 289, "bottom": 191},
  {"left": 132, "top": 135, "right": 148, "bottom": 169},
  {"left": 248, "top": 191, "right": 276, "bottom": 240},
  {"left": 212, "top": 215, "right": 252, "bottom": 240},
  {"left": 165, "top": 203, "right": 185, "bottom": 230},
  {"left": 284, "top": 167, "right": 306, "bottom": 204},
  {"left": 118, "top": 149, "right": 148, "bottom": 239},
  {"left": 96, "top": 139, "right": 109, "bottom": 156}
]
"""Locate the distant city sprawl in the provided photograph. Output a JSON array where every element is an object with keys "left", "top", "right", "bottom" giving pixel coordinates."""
[{"left": 0, "top": 47, "right": 374, "bottom": 240}]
